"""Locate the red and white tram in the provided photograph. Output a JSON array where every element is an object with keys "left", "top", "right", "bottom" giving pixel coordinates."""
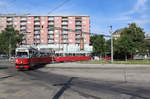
[{"left": 15, "top": 47, "right": 91, "bottom": 70}]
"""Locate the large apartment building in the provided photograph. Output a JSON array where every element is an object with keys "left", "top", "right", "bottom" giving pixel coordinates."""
[{"left": 0, "top": 14, "right": 92, "bottom": 52}]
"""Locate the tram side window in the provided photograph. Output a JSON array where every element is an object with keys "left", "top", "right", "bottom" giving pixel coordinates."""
[
  {"left": 56, "top": 53, "right": 59, "bottom": 57},
  {"left": 60, "top": 53, "right": 63, "bottom": 57},
  {"left": 73, "top": 53, "right": 75, "bottom": 56},
  {"left": 32, "top": 51, "right": 38, "bottom": 58},
  {"left": 82, "top": 53, "right": 85, "bottom": 56},
  {"left": 69, "top": 53, "right": 71, "bottom": 56},
  {"left": 76, "top": 53, "right": 80, "bottom": 56}
]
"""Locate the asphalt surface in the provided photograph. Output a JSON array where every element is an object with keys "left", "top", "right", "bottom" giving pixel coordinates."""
[{"left": 1, "top": 60, "right": 150, "bottom": 99}]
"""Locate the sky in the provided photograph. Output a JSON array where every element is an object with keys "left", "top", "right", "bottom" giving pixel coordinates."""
[{"left": 0, "top": 0, "right": 150, "bottom": 35}]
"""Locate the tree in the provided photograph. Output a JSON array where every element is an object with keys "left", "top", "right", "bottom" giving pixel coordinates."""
[
  {"left": 0, "top": 27, "right": 24, "bottom": 54},
  {"left": 114, "top": 34, "right": 134, "bottom": 60},
  {"left": 140, "top": 40, "right": 150, "bottom": 56},
  {"left": 90, "top": 35, "right": 106, "bottom": 56},
  {"left": 114, "top": 23, "right": 145, "bottom": 60}
]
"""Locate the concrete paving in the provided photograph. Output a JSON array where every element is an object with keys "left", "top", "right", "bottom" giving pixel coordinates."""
[
  {"left": 45, "top": 63, "right": 150, "bottom": 83},
  {"left": 0, "top": 69, "right": 92, "bottom": 99}
]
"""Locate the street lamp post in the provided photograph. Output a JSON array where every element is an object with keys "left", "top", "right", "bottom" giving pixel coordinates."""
[{"left": 109, "top": 26, "right": 113, "bottom": 63}]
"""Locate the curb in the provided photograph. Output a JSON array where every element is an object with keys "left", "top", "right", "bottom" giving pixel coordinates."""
[{"left": 46, "top": 63, "right": 150, "bottom": 69}]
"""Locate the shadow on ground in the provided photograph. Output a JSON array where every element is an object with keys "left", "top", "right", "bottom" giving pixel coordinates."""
[
  {"left": 29, "top": 64, "right": 46, "bottom": 71},
  {"left": 0, "top": 67, "right": 9, "bottom": 70},
  {"left": 0, "top": 75, "right": 14, "bottom": 80},
  {"left": 52, "top": 77, "right": 76, "bottom": 99}
]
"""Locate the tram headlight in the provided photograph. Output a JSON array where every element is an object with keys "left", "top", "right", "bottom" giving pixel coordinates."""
[{"left": 15, "top": 59, "right": 19, "bottom": 63}]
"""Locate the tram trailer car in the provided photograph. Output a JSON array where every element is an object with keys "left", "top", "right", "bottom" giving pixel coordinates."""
[{"left": 53, "top": 52, "right": 91, "bottom": 62}]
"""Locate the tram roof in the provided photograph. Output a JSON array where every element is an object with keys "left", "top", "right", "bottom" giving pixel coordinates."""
[{"left": 55, "top": 51, "right": 91, "bottom": 54}]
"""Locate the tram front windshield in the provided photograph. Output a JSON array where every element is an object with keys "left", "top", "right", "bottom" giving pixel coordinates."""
[{"left": 16, "top": 52, "right": 29, "bottom": 58}]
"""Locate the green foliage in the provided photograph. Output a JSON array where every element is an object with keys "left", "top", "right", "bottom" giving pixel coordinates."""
[
  {"left": 0, "top": 27, "right": 24, "bottom": 54},
  {"left": 140, "top": 40, "right": 150, "bottom": 55},
  {"left": 90, "top": 35, "right": 105, "bottom": 55},
  {"left": 105, "top": 39, "right": 111, "bottom": 53},
  {"left": 114, "top": 23, "right": 146, "bottom": 60},
  {"left": 114, "top": 34, "right": 134, "bottom": 59}
]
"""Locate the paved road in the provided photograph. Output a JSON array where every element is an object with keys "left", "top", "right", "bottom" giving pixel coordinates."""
[{"left": 0, "top": 61, "right": 150, "bottom": 99}]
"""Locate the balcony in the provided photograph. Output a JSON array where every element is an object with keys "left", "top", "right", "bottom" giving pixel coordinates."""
[
  {"left": 34, "top": 17, "right": 40, "bottom": 21},
  {"left": 48, "top": 22, "right": 54, "bottom": 25},
  {"left": 34, "top": 27, "right": 41, "bottom": 30},
  {"left": 7, "top": 22, "right": 13, "bottom": 25},
  {"left": 75, "top": 17, "right": 82, "bottom": 21},
  {"left": 7, "top": 18, "right": 13, "bottom": 21},
  {"left": 76, "top": 38, "right": 81, "bottom": 41},
  {"left": 20, "top": 30, "right": 27, "bottom": 34},
  {"left": 48, "top": 17, "right": 54, "bottom": 20},
  {"left": 76, "top": 22, "right": 82, "bottom": 25},
  {"left": 63, "top": 40, "right": 68, "bottom": 43},
  {"left": 34, "top": 31, "right": 40, "bottom": 34},
  {"left": 76, "top": 40, "right": 80, "bottom": 44},
  {"left": 62, "top": 35, "right": 68, "bottom": 39},
  {"left": 62, "top": 31, "right": 68, "bottom": 34},
  {"left": 75, "top": 33, "right": 81, "bottom": 35},
  {"left": 48, "top": 25, "right": 54, "bottom": 30},
  {"left": 20, "top": 26, "right": 27, "bottom": 30},
  {"left": 48, "top": 34, "right": 54, "bottom": 38},
  {"left": 62, "top": 17, "right": 68, "bottom": 21},
  {"left": 34, "top": 40, "right": 40, "bottom": 44},
  {"left": 34, "top": 35, "right": 40, "bottom": 39},
  {"left": 76, "top": 36, "right": 81, "bottom": 39},
  {"left": 62, "top": 38, "right": 68, "bottom": 41},
  {"left": 62, "top": 22, "right": 68, "bottom": 25},
  {"left": 48, "top": 40, "right": 54, "bottom": 44},
  {"left": 75, "top": 31, "right": 82, "bottom": 34},
  {"left": 48, "top": 37, "right": 54, "bottom": 40},
  {"left": 20, "top": 18, "right": 27, "bottom": 21},
  {"left": 62, "top": 25, "right": 68, "bottom": 29},
  {"left": 48, "top": 31, "right": 54, "bottom": 34},
  {"left": 20, "top": 22, "right": 27, "bottom": 25},
  {"left": 34, "top": 22, "right": 40, "bottom": 25},
  {"left": 76, "top": 26, "right": 82, "bottom": 29},
  {"left": 21, "top": 40, "right": 27, "bottom": 44}
]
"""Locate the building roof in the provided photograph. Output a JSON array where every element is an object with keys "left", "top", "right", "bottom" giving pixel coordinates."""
[{"left": 0, "top": 14, "right": 89, "bottom": 17}]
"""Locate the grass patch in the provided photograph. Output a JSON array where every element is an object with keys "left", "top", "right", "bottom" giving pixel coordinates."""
[{"left": 79, "top": 59, "right": 150, "bottom": 64}]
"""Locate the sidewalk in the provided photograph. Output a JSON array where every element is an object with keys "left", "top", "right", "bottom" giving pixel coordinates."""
[{"left": 46, "top": 63, "right": 150, "bottom": 68}]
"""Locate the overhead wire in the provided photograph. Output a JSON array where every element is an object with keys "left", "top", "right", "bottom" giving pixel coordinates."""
[
  {"left": 48, "top": 27, "right": 110, "bottom": 37},
  {"left": 46, "top": 0, "right": 109, "bottom": 37},
  {"left": 48, "top": 0, "right": 71, "bottom": 14}
]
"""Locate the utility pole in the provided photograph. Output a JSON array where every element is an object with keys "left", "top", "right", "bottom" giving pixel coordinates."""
[
  {"left": 59, "top": 30, "right": 61, "bottom": 51},
  {"left": 109, "top": 26, "right": 113, "bottom": 63}
]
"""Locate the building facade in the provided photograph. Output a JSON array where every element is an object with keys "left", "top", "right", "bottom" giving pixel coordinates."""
[{"left": 0, "top": 14, "right": 92, "bottom": 52}]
